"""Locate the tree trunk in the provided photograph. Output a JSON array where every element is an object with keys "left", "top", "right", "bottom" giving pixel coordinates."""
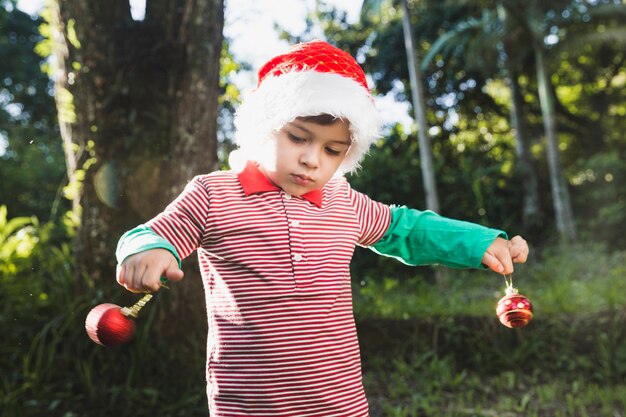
[
  {"left": 500, "top": 4, "right": 542, "bottom": 233},
  {"left": 534, "top": 45, "right": 577, "bottom": 243},
  {"left": 400, "top": 0, "right": 440, "bottom": 213},
  {"left": 48, "top": 0, "right": 224, "bottom": 283},
  {"left": 505, "top": 63, "right": 542, "bottom": 230}
]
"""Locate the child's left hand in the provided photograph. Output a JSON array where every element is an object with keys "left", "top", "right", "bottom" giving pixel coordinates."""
[{"left": 481, "top": 236, "right": 529, "bottom": 274}]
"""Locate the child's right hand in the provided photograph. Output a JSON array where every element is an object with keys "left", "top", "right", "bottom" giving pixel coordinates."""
[{"left": 116, "top": 248, "right": 184, "bottom": 293}]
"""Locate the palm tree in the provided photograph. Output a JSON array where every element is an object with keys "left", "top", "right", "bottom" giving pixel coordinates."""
[
  {"left": 514, "top": 0, "right": 577, "bottom": 243},
  {"left": 533, "top": 37, "right": 577, "bottom": 242},
  {"left": 503, "top": 52, "right": 543, "bottom": 231},
  {"left": 494, "top": 0, "right": 624, "bottom": 243},
  {"left": 421, "top": 5, "right": 542, "bottom": 230},
  {"left": 362, "top": 0, "right": 440, "bottom": 212},
  {"left": 422, "top": 0, "right": 624, "bottom": 243}
]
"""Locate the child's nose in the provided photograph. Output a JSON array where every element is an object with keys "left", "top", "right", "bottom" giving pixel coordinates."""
[{"left": 300, "top": 146, "right": 320, "bottom": 168}]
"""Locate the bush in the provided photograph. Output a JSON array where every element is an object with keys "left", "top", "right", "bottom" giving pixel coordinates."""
[{"left": 0, "top": 208, "right": 208, "bottom": 417}]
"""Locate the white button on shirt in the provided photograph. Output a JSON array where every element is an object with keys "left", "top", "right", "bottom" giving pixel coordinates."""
[
  {"left": 294, "top": 253, "right": 303, "bottom": 262},
  {"left": 291, "top": 220, "right": 300, "bottom": 227}
]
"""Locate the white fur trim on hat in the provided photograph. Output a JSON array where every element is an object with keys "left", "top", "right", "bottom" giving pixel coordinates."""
[{"left": 232, "top": 70, "right": 381, "bottom": 174}]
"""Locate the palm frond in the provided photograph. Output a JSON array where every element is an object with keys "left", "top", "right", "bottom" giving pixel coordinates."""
[{"left": 421, "top": 17, "right": 483, "bottom": 69}]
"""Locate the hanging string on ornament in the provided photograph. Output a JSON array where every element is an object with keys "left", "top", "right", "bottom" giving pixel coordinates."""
[
  {"left": 85, "top": 277, "right": 168, "bottom": 346},
  {"left": 496, "top": 274, "right": 533, "bottom": 328}
]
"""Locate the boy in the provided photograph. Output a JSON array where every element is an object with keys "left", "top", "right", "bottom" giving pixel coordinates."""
[{"left": 116, "top": 40, "right": 528, "bottom": 417}]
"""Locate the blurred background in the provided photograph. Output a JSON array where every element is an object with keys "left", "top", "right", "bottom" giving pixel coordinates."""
[{"left": 1, "top": 0, "right": 625, "bottom": 416}]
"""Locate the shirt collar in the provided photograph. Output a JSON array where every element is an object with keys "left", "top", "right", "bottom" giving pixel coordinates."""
[{"left": 237, "top": 161, "right": 323, "bottom": 208}]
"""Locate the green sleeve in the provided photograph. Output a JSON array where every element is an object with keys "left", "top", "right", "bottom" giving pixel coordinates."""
[
  {"left": 115, "top": 224, "right": 182, "bottom": 268},
  {"left": 371, "top": 206, "right": 507, "bottom": 269}
]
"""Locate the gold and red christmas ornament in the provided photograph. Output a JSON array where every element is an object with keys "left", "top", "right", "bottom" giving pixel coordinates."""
[
  {"left": 85, "top": 278, "right": 168, "bottom": 346},
  {"left": 496, "top": 274, "right": 533, "bottom": 328}
]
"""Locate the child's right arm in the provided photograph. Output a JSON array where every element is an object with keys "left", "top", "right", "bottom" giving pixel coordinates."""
[{"left": 115, "top": 177, "right": 210, "bottom": 293}]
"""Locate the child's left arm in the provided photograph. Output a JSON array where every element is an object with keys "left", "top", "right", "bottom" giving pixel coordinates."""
[{"left": 370, "top": 205, "right": 528, "bottom": 273}]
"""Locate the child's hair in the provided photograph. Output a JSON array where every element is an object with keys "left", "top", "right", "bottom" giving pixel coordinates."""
[
  {"left": 230, "top": 40, "right": 381, "bottom": 174},
  {"left": 298, "top": 114, "right": 343, "bottom": 126}
]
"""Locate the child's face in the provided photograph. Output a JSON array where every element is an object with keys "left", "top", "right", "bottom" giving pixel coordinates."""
[{"left": 261, "top": 118, "right": 351, "bottom": 196}]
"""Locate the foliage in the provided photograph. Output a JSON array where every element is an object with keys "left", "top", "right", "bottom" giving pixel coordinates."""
[
  {"left": 354, "top": 242, "right": 626, "bottom": 319},
  {"left": 1, "top": 1, "right": 625, "bottom": 414},
  {"left": 363, "top": 353, "right": 626, "bottom": 416},
  {"left": 301, "top": 0, "right": 626, "bottom": 247},
  {"left": 217, "top": 39, "right": 242, "bottom": 169},
  {"left": 354, "top": 244, "right": 626, "bottom": 416},
  {"left": 572, "top": 151, "right": 626, "bottom": 247},
  {"left": 2, "top": 222, "right": 626, "bottom": 416},
  {"left": 359, "top": 304, "right": 626, "bottom": 415},
  {"left": 0, "top": 211, "right": 208, "bottom": 417},
  {"left": 0, "top": 205, "right": 39, "bottom": 275},
  {"left": 0, "top": 2, "right": 67, "bottom": 221},
  {"left": 348, "top": 118, "right": 523, "bottom": 281}
]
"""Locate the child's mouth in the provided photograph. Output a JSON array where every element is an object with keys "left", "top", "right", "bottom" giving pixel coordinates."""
[{"left": 291, "top": 174, "right": 313, "bottom": 186}]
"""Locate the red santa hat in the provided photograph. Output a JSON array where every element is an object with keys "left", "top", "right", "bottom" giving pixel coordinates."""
[{"left": 232, "top": 40, "right": 381, "bottom": 173}]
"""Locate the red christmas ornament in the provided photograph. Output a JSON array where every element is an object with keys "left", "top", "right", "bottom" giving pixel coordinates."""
[
  {"left": 85, "top": 303, "right": 136, "bottom": 346},
  {"left": 85, "top": 281, "right": 165, "bottom": 346},
  {"left": 496, "top": 287, "right": 533, "bottom": 328}
]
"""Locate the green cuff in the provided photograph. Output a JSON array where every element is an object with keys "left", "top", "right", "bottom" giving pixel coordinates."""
[
  {"left": 116, "top": 224, "right": 182, "bottom": 268},
  {"left": 371, "top": 206, "right": 507, "bottom": 269}
]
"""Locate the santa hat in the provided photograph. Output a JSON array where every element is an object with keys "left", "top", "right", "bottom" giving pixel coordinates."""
[{"left": 232, "top": 40, "right": 381, "bottom": 174}]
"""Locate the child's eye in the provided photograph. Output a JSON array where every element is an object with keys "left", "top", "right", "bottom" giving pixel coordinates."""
[
  {"left": 287, "top": 132, "right": 305, "bottom": 143},
  {"left": 325, "top": 147, "right": 342, "bottom": 156}
]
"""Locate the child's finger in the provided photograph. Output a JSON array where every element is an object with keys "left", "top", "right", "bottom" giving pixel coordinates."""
[
  {"left": 164, "top": 260, "right": 184, "bottom": 282},
  {"left": 138, "top": 265, "right": 160, "bottom": 293},
  {"left": 501, "top": 253, "right": 514, "bottom": 275},
  {"left": 482, "top": 252, "right": 505, "bottom": 273},
  {"left": 509, "top": 236, "right": 529, "bottom": 263},
  {"left": 124, "top": 263, "right": 145, "bottom": 293},
  {"left": 124, "top": 262, "right": 135, "bottom": 289},
  {"left": 116, "top": 264, "right": 126, "bottom": 286}
]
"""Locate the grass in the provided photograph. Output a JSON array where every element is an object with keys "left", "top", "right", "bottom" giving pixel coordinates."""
[
  {"left": 353, "top": 242, "right": 626, "bottom": 319},
  {"left": 354, "top": 243, "right": 626, "bottom": 416},
  {"left": 356, "top": 308, "right": 626, "bottom": 416},
  {"left": 365, "top": 363, "right": 626, "bottom": 417}
]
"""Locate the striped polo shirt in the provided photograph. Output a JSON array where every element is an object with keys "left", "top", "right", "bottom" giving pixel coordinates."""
[{"left": 147, "top": 161, "right": 391, "bottom": 416}]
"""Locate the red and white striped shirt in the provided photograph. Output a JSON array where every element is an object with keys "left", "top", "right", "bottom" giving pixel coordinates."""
[{"left": 147, "top": 161, "right": 391, "bottom": 416}]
